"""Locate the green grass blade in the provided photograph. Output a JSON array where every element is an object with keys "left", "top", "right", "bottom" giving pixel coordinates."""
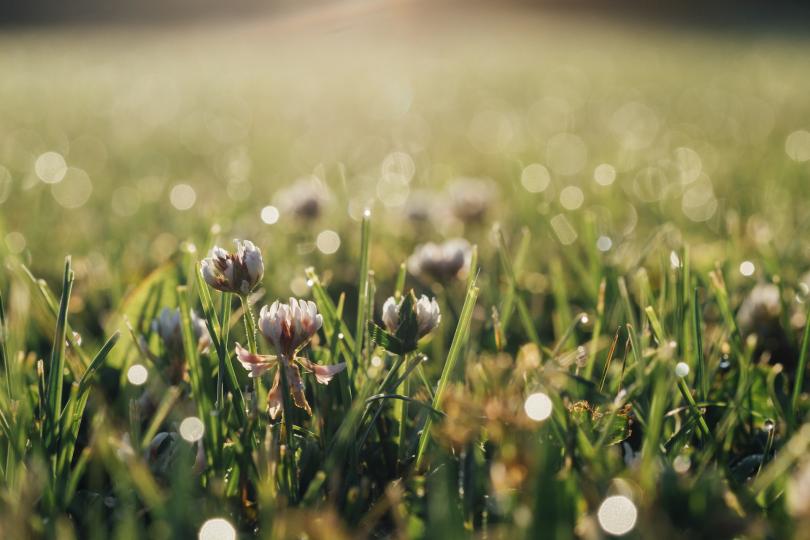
[
  {"left": 790, "top": 303, "right": 810, "bottom": 425},
  {"left": 0, "top": 291, "right": 11, "bottom": 400},
  {"left": 415, "top": 268, "right": 479, "bottom": 470},
  {"left": 354, "top": 210, "right": 372, "bottom": 370},
  {"left": 45, "top": 257, "right": 74, "bottom": 454}
]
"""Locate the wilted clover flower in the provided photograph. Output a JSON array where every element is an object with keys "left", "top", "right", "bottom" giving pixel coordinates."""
[
  {"left": 408, "top": 238, "right": 472, "bottom": 282},
  {"left": 372, "top": 290, "right": 441, "bottom": 354},
  {"left": 275, "top": 177, "right": 328, "bottom": 221},
  {"left": 201, "top": 239, "right": 264, "bottom": 295},
  {"left": 446, "top": 177, "right": 496, "bottom": 224},
  {"left": 235, "top": 298, "right": 346, "bottom": 419}
]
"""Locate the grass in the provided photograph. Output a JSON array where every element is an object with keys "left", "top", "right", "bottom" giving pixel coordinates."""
[{"left": 2, "top": 6, "right": 810, "bottom": 538}]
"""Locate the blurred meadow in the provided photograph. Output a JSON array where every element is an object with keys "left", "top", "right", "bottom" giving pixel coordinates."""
[{"left": 2, "top": 1, "right": 810, "bottom": 538}]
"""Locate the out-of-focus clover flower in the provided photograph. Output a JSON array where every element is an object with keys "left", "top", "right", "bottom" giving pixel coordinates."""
[
  {"left": 403, "top": 190, "right": 435, "bottom": 225},
  {"left": 153, "top": 307, "right": 210, "bottom": 354},
  {"left": 446, "top": 177, "right": 496, "bottom": 223},
  {"left": 145, "top": 432, "right": 205, "bottom": 478},
  {"left": 372, "top": 290, "right": 440, "bottom": 354},
  {"left": 201, "top": 239, "right": 264, "bottom": 295},
  {"left": 737, "top": 283, "right": 781, "bottom": 336},
  {"left": 145, "top": 432, "right": 180, "bottom": 477},
  {"left": 408, "top": 238, "right": 472, "bottom": 282},
  {"left": 275, "top": 177, "right": 328, "bottom": 221},
  {"left": 149, "top": 307, "right": 210, "bottom": 384},
  {"left": 737, "top": 282, "right": 795, "bottom": 366},
  {"left": 237, "top": 298, "right": 346, "bottom": 420}
]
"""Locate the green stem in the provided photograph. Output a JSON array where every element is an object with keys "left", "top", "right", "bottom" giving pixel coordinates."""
[
  {"left": 277, "top": 355, "right": 297, "bottom": 501},
  {"left": 240, "top": 294, "right": 258, "bottom": 355}
]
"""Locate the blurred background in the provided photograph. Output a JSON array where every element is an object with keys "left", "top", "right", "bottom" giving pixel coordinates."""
[{"left": 1, "top": 0, "right": 810, "bottom": 330}]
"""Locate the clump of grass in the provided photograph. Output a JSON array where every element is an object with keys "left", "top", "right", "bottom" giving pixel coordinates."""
[{"left": 2, "top": 207, "right": 810, "bottom": 539}]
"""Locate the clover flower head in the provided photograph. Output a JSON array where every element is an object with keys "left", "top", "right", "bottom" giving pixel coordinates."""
[
  {"left": 446, "top": 177, "right": 496, "bottom": 223},
  {"left": 381, "top": 293, "right": 441, "bottom": 341},
  {"left": 737, "top": 283, "right": 781, "bottom": 337},
  {"left": 408, "top": 238, "right": 472, "bottom": 282},
  {"left": 258, "top": 298, "right": 323, "bottom": 356},
  {"left": 236, "top": 297, "right": 345, "bottom": 420},
  {"left": 201, "top": 239, "right": 264, "bottom": 294},
  {"left": 275, "top": 176, "right": 328, "bottom": 221},
  {"left": 152, "top": 307, "right": 210, "bottom": 355}
]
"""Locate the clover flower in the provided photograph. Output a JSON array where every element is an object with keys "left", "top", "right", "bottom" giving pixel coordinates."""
[
  {"left": 153, "top": 307, "right": 210, "bottom": 354},
  {"left": 258, "top": 298, "right": 323, "bottom": 357},
  {"left": 201, "top": 239, "right": 264, "bottom": 294},
  {"left": 446, "top": 177, "right": 496, "bottom": 224},
  {"left": 408, "top": 238, "right": 472, "bottom": 282},
  {"left": 150, "top": 307, "right": 210, "bottom": 384},
  {"left": 382, "top": 294, "right": 441, "bottom": 339},
  {"left": 145, "top": 432, "right": 205, "bottom": 477},
  {"left": 403, "top": 190, "right": 435, "bottom": 225},
  {"left": 737, "top": 282, "right": 794, "bottom": 365},
  {"left": 372, "top": 290, "right": 441, "bottom": 354},
  {"left": 275, "top": 177, "right": 328, "bottom": 221},
  {"left": 737, "top": 283, "right": 781, "bottom": 336},
  {"left": 236, "top": 298, "right": 346, "bottom": 420}
]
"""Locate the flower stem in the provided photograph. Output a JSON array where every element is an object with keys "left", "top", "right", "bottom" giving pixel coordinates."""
[
  {"left": 278, "top": 355, "right": 298, "bottom": 500},
  {"left": 239, "top": 294, "right": 258, "bottom": 355}
]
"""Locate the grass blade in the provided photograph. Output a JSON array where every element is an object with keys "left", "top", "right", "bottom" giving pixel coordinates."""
[{"left": 415, "top": 266, "right": 479, "bottom": 470}]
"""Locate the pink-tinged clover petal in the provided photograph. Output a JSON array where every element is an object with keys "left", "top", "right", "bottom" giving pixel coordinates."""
[
  {"left": 234, "top": 342, "right": 276, "bottom": 379},
  {"left": 266, "top": 371, "right": 283, "bottom": 420},
  {"left": 297, "top": 357, "right": 347, "bottom": 385}
]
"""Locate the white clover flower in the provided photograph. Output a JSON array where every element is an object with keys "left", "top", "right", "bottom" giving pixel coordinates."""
[
  {"left": 380, "top": 293, "right": 441, "bottom": 340},
  {"left": 152, "top": 307, "right": 210, "bottom": 354},
  {"left": 404, "top": 190, "right": 435, "bottom": 224},
  {"left": 201, "top": 239, "right": 264, "bottom": 295},
  {"left": 246, "top": 298, "right": 345, "bottom": 420},
  {"left": 258, "top": 298, "right": 323, "bottom": 356},
  {"left": 446, "top": 177, "right": 497, "bottom": 223},
  {"left": 737, "top": 283, "right": 781, "bottom": 336},
  {"left": 151, "top": 307, "right": 210, "bottom": 384},
  {"left": 408, "top": 238, "right": 472, "bottom": 282},
  {"left": 145, "top": 431, "right": 205, "bottom": 477},
  {"left": 275, "top": 177, "right": 328, "bottom": 221}
]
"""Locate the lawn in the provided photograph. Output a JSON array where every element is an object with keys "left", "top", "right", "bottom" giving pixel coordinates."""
[{"left": 1, "top": 5, "right": 810, "bottom": 538}]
